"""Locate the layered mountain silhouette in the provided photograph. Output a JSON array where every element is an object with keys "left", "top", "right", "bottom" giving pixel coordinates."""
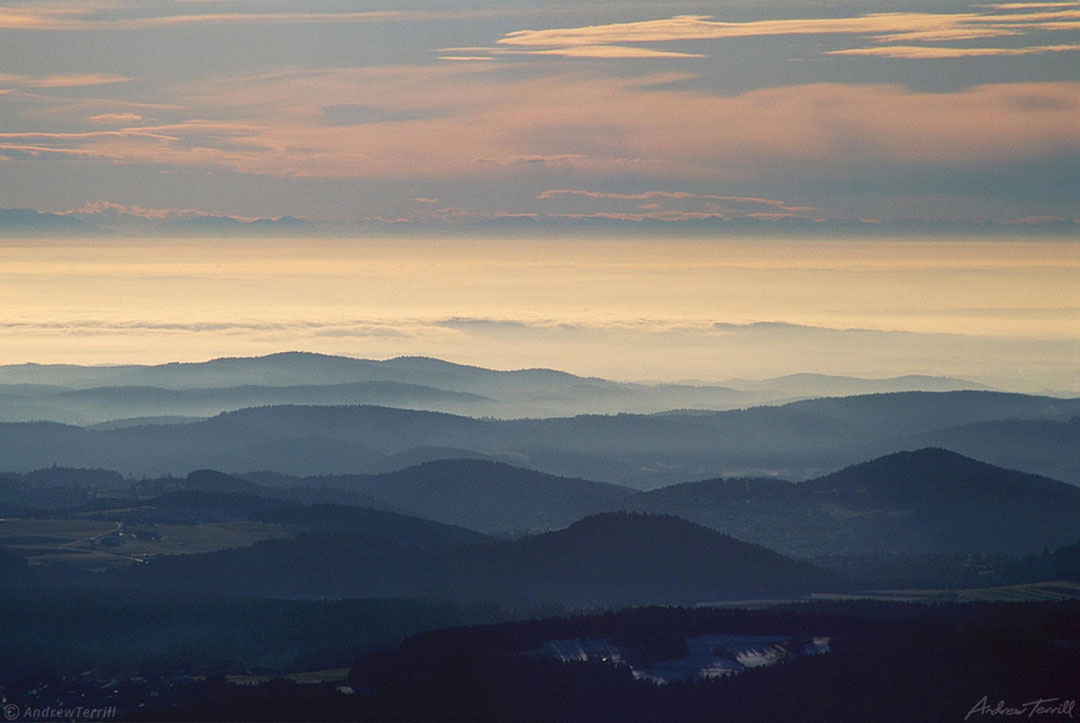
[
  {"left": 619, "top": 449, "right": 1080, "bottom": 556},
  {"left": 0, "top": 381, "right": 490, "bottom": 425},
  {"left": 0, "top": 352, "right": 994, "bottom": 420},
  {"left": 1, "top": 389, "right": 1076, "bottom": 485},
  {"left": 303, "top": 460, "right": 634, "bottom": 534},
  {"left": 88, "top": 462, "right": 632, "bottom": 535},
  {"left": 104, "top": 512, "right": 839, "bottom": 605},
  {"left": 11, "top": 449, "right": 1076, "bottom": 560}
]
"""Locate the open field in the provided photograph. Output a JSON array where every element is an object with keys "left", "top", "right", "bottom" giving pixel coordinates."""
[{"left": 0, "top": 517, "right": 295, "bottom": 570}]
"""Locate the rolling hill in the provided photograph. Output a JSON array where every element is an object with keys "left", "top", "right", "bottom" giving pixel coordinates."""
[
  {"left": 0, "top": 390, "right": 1075, "bottom": 486},
  {"left": 0, "top": 352, "right": 996, "bottom": 420},
  {"left": 100, "top": 512, "right": 838, "bottom": 605},
  {"left": 304, "top": 459, "right": 635, "bottom": 534},
  {"left": 451, "top": 512, "right": 840, "bottom": 606},
  {"left": 619, "top": 449, "right": 1080, "bottom": 556}
]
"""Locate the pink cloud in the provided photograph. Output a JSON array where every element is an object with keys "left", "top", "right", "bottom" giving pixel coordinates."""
[
  {"left": 980, "top": 2, "right": 1080, "bottom": 8},
  {"left": 3, "top": 60, "right": 1076, "bottom": 186},
  {"left": 0, "top": 5, "right": 530, "bottom": 31},
  {"left": 830, "top": 43, "right": 1080, "bottom": 58},
  {"left": 536, "top": 190, "right": 804, "bottom": 207},
  {"left": 87, "top": 113, "right": 146, "bottom": 125},
  {"left": 515, "top": 45, "right": 705, "bottom": 59},
  {"left": 493, "top": 12, "right": 1033, "bottom": 49},
  {"left": 0, "top": 73, "right": 133, "bottom": 88},
  {"left": 535, "top": 189, "right": 820, "bottom": 220},
  {"left": 63, "top": 200, "right": 282, "bottom": 223},
  {"left": 471, "top": 8, "right": 1080, "bottom": 62}
]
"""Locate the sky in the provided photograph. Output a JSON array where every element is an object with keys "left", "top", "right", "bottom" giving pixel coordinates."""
[
  {"left": 0, "top": 0, "right": 1078, "bottom": 224},
  {"left": 2, "top": 236, "right": 1077, "bottom": 391},
  {"left": 0, "top": 0, "right": 1076, "bottom": 388}
]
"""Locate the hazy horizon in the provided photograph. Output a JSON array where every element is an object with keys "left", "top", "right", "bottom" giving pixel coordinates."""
[
  {"left": 1, "top": 0, "right": 1077, "bottom": 389},
  {"left": 2, "top": 234, "right": 1075, "bottom": 393},
  {"left": 3, "top": 3, "right": 1078, "bottom": 719}
]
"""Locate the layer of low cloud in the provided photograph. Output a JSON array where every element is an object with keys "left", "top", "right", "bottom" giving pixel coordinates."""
[{"left": 7, "top": 315, "right": 1073, "bottom": 392}]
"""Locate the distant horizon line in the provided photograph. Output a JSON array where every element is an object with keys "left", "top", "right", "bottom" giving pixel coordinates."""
[
  {"left": 0, "top": 349, "right": 1009, "bottom": 386},
  {"left": 2, "top": 205, "right": 1078, "bottom": 239}
]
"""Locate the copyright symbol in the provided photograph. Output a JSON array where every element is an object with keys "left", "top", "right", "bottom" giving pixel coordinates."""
[{"left": 3, "top": 704, "right": 19, "bottom": 720}]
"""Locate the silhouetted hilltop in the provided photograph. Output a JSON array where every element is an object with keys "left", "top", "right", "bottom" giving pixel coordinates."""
[
  {"left": 101, "top": 512, "right": 836, "bottom": 604},
  {"left": 0, "top": 352, "right": 591, "bottom": 392},
  {"left": 902, "top": 416, "right": 1080, "bottom": 483},
  {"left": 0, "top": 208, "right": 94, "bottom": 234},
  {"left": 781, "top": 390, "right": 1080, "bottom": 437},
  {"left": 185, "top": 469, "right": 272, "bottom": 496},
  {"left": 622, "top": 449, "right": 1080, "bottom": 556},
  {"left": 804, "top": 448, "right": 1075, "bottom": 506},
  {"left": 455, "top": 512, "right": 839, "bottom": 606}
]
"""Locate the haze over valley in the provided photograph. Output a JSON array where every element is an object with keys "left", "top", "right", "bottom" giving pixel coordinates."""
[{"left": 2, "top": 0, "right": 1078, "bottom": 718}]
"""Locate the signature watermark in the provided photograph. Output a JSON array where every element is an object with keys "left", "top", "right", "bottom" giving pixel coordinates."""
[
  {"left": 3, "top": 704, "right": 117, "bottom": 721},
  {"left": 965, "top": 696, "right": 1075, "bottom": 720}
]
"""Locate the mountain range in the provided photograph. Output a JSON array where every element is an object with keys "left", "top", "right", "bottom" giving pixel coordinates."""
[
  {"left": 303, "top": 460, "right": 634, "bottom": 535},
  {"left": 84, "top": 512, "right": 842, "bottom": 605},
  {"left": 4, "top": 206, "right": 1077, "bottom": 238},
  {"left": 0, "top": 352, "right": 994, "bottom": 421},
  {"left": 619, "top": 448, "right": 1080, "bottom": 556},
  {"left": 0, "top": 389, "right": 1075, "bottom": 486},
  {"left": 6, "top": 449, "right": 1078, "bottom": 560}
]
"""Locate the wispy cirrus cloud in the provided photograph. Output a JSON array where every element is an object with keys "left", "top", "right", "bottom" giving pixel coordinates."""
[
  {"left": 86, "top": 112, "right": 146, "bottom": 125},
  {"left": 1, "top": 2, "right": 1077, "bottom": 223},
  {"left": 0, "top": 72, "right": 133, "bottom": 88},
  {"left": 979, "top": 2, "right": 1080, "bottom": 8},
  {"left": 829, "top": 43, "right": 1080, "bottom": 58},
  {"left": 3, "top": 63, "right": 1077, "bottom": 187},
  {"left": 495, "top": 14, "right": 988, "bottom": 47},
  {"left": 517, "top": 45, "right": 705, "bottom": 59},
  {"left": 0, "top": 4, "right": 532, "bottom": 31},
  {"left": 469, "top": 6, "right": 1080, "bottom": 62}
]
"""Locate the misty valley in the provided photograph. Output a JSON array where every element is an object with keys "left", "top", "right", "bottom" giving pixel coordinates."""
[
  {"left": 5, "top": 0, "right": 1078, "bottom": 717},
  {"left": 0, "top": 352, "right": 1078, "bottom": 721}
]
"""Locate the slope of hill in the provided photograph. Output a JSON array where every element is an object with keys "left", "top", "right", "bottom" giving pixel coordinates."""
[
  {"left": 621, "top": 449, "right": 1080, "bottom": 557},
  {"left": 125, "top": 490, "right": 490, "bottom": 546},
  {"left": 903, "top": 416, "right": 1080, "bottom": 484},
  {"left": 131, "top": 470, "right": 397, "bottom": 512},
  {"left": 306, "top": 459, "right": 635, "bottom": 534},
  {"left": 723, "top": 372, "right": 989, "bottom": 397},
  {"left": 98, "top": 512, "right": 837, "bottom": 605},
  {"left": 453, "top": 513, "right": 839, "bottom": 607},
  {"left": 38, "top": 381, "right": 491, "bottom": 423}
]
